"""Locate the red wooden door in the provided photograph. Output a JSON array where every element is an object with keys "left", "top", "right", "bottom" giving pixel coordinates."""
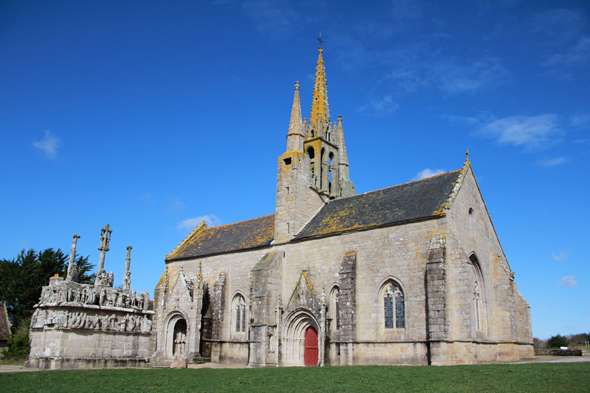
[{"left": 304, "top": 326, "right": 318, "bottom": 366}]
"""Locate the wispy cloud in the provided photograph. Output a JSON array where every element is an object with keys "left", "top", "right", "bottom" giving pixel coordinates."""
[
  {"left": 565, "top": 325, "right": 576, "bottom": 330},
  {"left": 552, "top": 250, "right": 571, "bottom": 262},
  {"left": 387, "top": 55, "right": 511, "bottom": 95},
  {"left": 391, "top": 0, "right": 423, "bottom": 21},
  {"left": 178, "top": 215, "right": 222, "bottom": 231},
  {"left": 476, "top": 114, "right": 562, "bottom": 151},
  {"left": 570, "top": 113, "right": 590, "bottom": 128},
  {"left": 543, "top": 36, "right": 590, "bottom": 69},
  {"left": 414, "top": 168, "right": 445, "bottom": 180},
  {"left": 240, "top": 0, "right": 299, "bottom": 38},
  {"left": 33, "top": 130, "right": 60, "bottom": 158},
  {"left": 166, "top": 196, "right": 185, "bottom": 215},
  {"left": 529, "top": 9, "right": 584, "bottom": 46},
  {"left": 558, "top": 275, "right": 577, "bottom": 288},
  {"left": 138, "top": 193, "right": 154, "bottom": 203},
  {"left": 357, "top": 95, "right": 398, "bottom": 115},
  {"left": 537, "top": 157, "right": 569, "bottom": 167},
  {"left": 442, "top": 115, "right": 480, "bottom": 126}
]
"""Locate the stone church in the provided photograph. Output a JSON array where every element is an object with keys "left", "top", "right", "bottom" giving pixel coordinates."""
[{"left": 152, "top": 44, "right": 533, "bottom": 367}]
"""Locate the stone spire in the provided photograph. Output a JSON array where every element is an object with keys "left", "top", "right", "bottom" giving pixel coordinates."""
[
  {"left": 336, "top": 115, "right": 350, "bottom": 181},
  {"left": 309, "top": 45, "right": 330, "bottom": 135},
  {"left": 286, "top": 81, "right": 305, "bottom": 152}
]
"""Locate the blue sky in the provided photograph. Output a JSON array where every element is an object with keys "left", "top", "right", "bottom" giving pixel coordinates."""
[{"left": 1, "top": 0, "right": 588, "bottom": 340}]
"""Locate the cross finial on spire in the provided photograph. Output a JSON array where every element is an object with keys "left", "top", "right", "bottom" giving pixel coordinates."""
[
  {"left": 318, "top": 33, "right": 322, "bottom": 47},
  {"left": 466, "top": 150, "right": 470, "bottom": 163}
]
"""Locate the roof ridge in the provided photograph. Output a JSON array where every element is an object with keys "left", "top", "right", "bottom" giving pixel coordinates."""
[{"left": 329, "top": 168, "right": 462, "bottom": 203}]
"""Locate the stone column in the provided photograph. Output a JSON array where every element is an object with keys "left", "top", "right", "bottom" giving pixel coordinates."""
[
  {"left": 122, "top": 246, "right": 132, "bottom": 290},
  {"left": 319, "top": 296, "right": 326, "bottom": 366},
  {"left": 66, "top": 234, "right": 80, "bottom": 281},
  {"left": 425, "top": 231, "right": 448, "bottom": 365},
  {"left": 96, "top": 224, "right": 112, "bottom": 274}
]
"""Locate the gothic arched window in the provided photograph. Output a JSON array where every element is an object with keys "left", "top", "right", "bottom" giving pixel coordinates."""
[
  {"left": 233, "top": 294, "right": 246, "bottom": 333},
  {"left": 469, "top": 254, "right": 486, "bottom": 334},
  {"left": 329, "top": 286, "right": 340, "bottom": 331},
  {"left": 381, "top": 281, "right": 405, "bottom": 329}
]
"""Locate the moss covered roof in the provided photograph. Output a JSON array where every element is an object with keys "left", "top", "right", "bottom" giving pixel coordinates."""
[
  {"left": 295, "top": 170, "right": 461, "bottom": 239},
  {"left": 166, "top": 214, "right": 275, "bottom": 261}
]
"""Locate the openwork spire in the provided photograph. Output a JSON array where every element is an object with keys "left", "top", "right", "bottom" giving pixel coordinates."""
[{"left": 309, "top": 46, "right": 330, "bottom": 129}]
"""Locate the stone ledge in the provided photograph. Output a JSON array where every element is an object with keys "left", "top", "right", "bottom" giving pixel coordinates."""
[{"left": 26, "top": 356, "right": 151, "bottom": 370}]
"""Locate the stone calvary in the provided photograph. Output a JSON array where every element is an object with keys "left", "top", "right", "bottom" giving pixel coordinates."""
[
  {"left": 28, "top": 42, "right": 533, "bottom": 369},
  {"left": 27, "top": 225, "right": 154, "bottom": 369}
]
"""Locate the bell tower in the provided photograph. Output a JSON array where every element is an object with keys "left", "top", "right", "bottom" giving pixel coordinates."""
[
  {"left": 303, "top": 43, "right": 355, "bottom": 198},
  {"left": 274, "top": 43, "right": 355, "bottom": 244}
]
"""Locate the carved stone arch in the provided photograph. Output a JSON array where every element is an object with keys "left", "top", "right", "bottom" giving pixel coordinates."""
[
  {"left": 468, "top": 252, "right": 489, "bottom": 337},
  {"left": 281, "top": 307, "right": 322, "bottom": 367},
  {"left": 164, "top": 310, "right": 190, "bottom": 358},
  {"left": 377, "top": 276, "right": 406, "bottom": 330}
]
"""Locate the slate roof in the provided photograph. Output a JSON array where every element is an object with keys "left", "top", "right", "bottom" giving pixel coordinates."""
[
  {"left": 0, "top": 302, "right": 10, "bottom": 341},
  {"left": 166, "top": 169, "right": 462, "bottom": 260},
  {"left": 295, "top": 169, "right": 461, "bottom": 239},
  {"left": 167, "top": 214, "right": 275, "bottom": 261}
]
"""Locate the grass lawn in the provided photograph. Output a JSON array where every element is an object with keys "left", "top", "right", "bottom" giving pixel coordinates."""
[{"left": 1, "top": 363, "right": 589, "bottom": 392}]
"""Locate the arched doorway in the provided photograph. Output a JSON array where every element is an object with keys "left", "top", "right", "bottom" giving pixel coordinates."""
[
  {"left": 281, "top": 309, "right": 322, "bottom": 366},
  {"left": 304, "top": 326, "right": 318, "bottom": 366},
  {"left": 173, "top": 319, "right": 187, "bottom": 356}
]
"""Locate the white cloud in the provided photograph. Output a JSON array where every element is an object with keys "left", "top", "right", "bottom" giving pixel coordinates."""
[
  {"left": 414, "top": 168, "right": 445, "bottom": 180},
  {"left": 33, "top": 130, "right": 60, "bottom": 158},
  {"left": 358, "top": 95, "right": 398, "bottom": 115},
  {"left": 551, "top": 250, "right": 571, "bottom": 262},
  {"left": 178, "top": 215, "right": 222, "bottom": 231},
  {"left": 537, "top": 157, "right": 569, "bottom": 167},
  {"left": 565, "top": 325, "right": 576, "bottom": 330},
  {"left": 476, "top": 114, "right": 561, "bottom": 151},
  {"left": 558, "top": 275, "right": 577, "bottom": 288}
]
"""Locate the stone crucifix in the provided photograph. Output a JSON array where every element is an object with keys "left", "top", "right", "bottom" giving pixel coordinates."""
[
  {"left": 96, "top": 224, "right": 112, "bottom": 274},
  {"left": 66, "top": 234, "right": 80, "bottom": 281},
  {"left": 122, "top": 246, "right": 132, "bottom": 290}
]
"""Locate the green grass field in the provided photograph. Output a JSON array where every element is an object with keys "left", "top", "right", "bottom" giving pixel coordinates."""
[{"left": 1, "top": 363, "right": 590, "bottom": 392}]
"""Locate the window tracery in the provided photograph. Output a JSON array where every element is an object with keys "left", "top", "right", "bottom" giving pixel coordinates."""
[{"left": 382, "top": 281, "right": 405, "bottom": 329}]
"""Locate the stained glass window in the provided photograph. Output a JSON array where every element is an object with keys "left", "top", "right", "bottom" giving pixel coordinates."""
[{"left": 383, "top": 282, "right": 405, "bottom": 329}]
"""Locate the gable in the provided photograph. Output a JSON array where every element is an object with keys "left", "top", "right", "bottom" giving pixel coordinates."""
[
  {"left": 296, "top": 170, "right": 462, "bottom": 239},
  {"left": 167, "top": 214, "right": 275, "bottom": 261}
]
